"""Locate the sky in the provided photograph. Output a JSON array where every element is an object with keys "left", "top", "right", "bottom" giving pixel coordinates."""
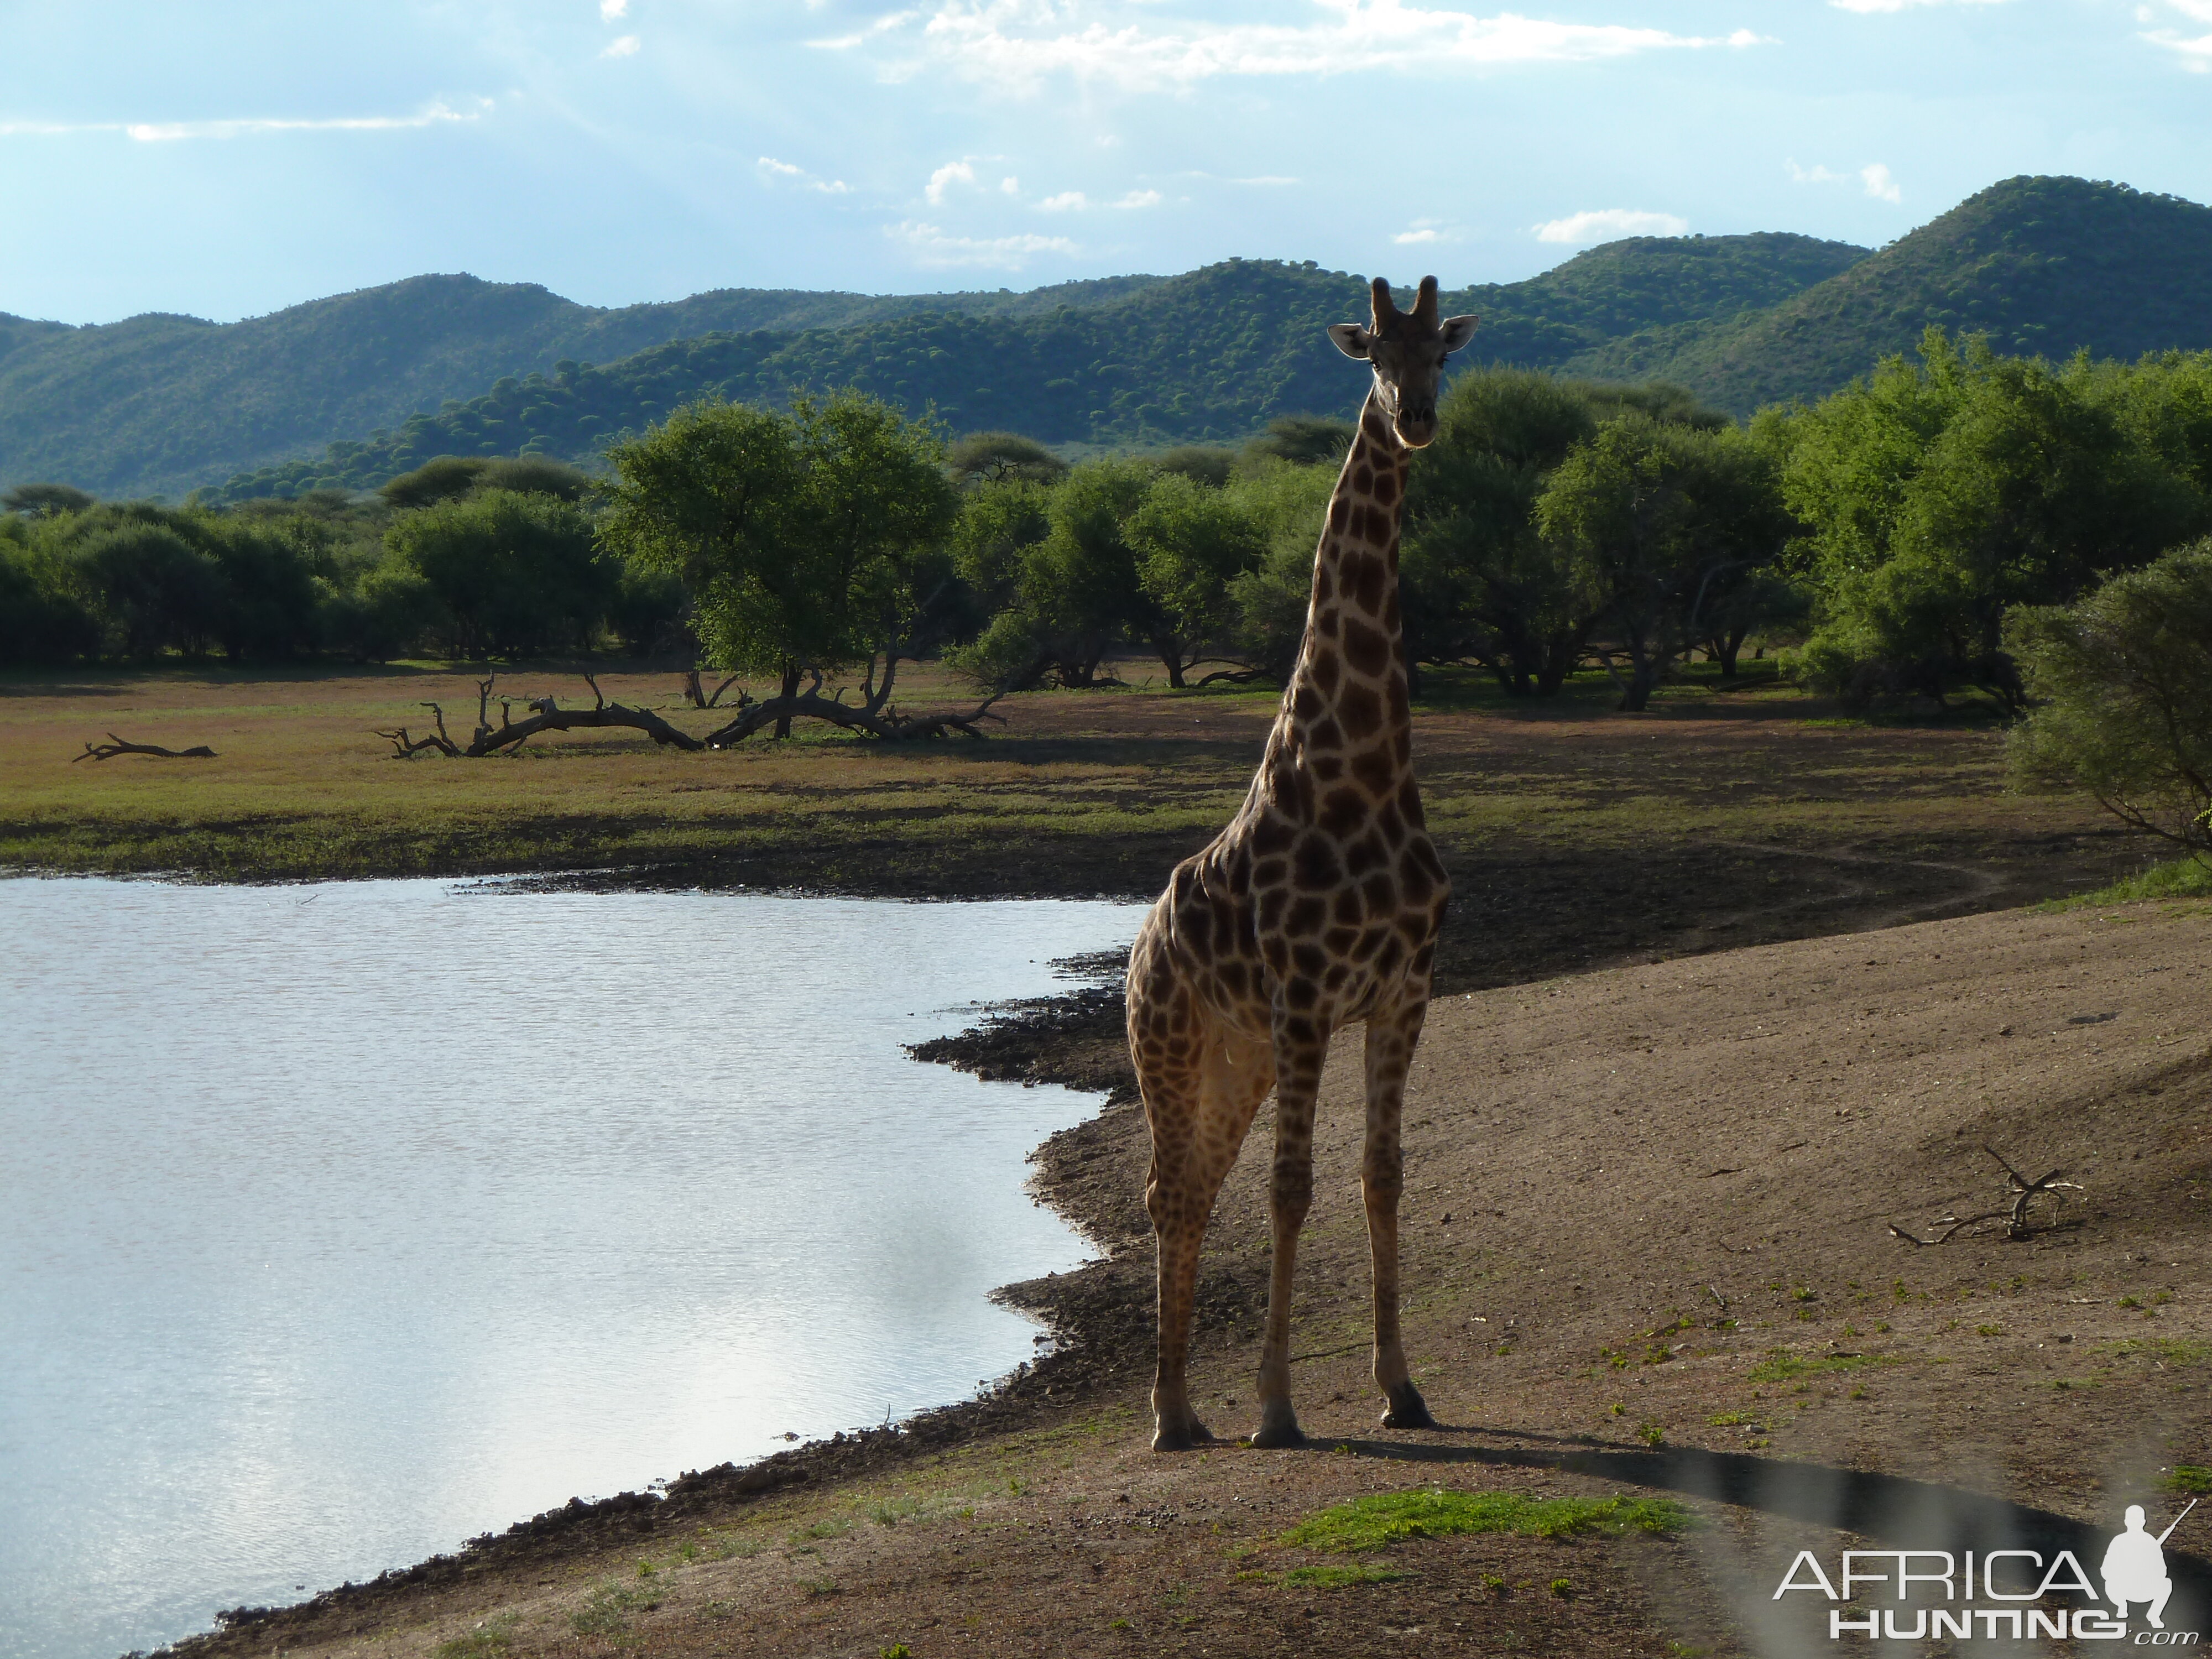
[{"left": 2, "top": 1, "right": 2209, "bottom": 326}]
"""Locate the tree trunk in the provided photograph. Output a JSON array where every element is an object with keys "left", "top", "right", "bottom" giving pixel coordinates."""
[
  {"left": 774, "top": 664, "right": 802, "bottom": 738},
  {"left": 1714, "top": 627, "right": 1747, "bottom": 680}
]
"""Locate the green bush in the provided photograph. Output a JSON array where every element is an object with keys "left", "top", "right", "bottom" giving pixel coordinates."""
[{"left": 2007, "top": 541, "right": 2212, "bottom": 858}]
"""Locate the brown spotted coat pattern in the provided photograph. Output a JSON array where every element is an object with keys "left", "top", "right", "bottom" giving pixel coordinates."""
[{"left": 1126, "top": 277, "right": 1474, "bottom": 1452}]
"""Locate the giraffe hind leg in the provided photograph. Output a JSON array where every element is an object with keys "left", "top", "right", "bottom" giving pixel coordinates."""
[{"left": 1136, "top": 987, "right": 1271, "bottom": 1452}]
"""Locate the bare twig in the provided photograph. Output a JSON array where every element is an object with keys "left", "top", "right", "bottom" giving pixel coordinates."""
[
  {"left": 1888, "top": 1145, "right": 2085, "bottom": 1245},
  {"left": 74, "top": 733, "right": 217, "bottom": 762}
]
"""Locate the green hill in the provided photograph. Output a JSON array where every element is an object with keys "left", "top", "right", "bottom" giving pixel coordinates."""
[
  {"left": 0, "top": 273, "right": 1170, "bottom": 501},
  {"left": 170, "top": 233, "right": 1863, "bottom": 502},
  {"left": 1575, "top": 176, "right": 2212, "bottom": 412}
]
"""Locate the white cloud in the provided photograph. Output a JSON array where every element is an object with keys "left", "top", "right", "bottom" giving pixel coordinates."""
[
  {"left": 1787, "top": 158, "right": 1901, "bottom": 201},
  {"left": 1000, "top": 175, "right": 1019, "bottom": 192},
  {"left": 1039, "top": 190, "right": 1088, "bottom": 210},
  {"left": 1393, "top": 227, "right": 1440, "bottom": 243},
  {"left": 1182, "top": 170, "right": 1301, "bottom": 186},
  {"left": 4, "top": 100, "right": 492, "bottom": 142},
  {"left": 894, "top": 2, "right": 1772, "bottom": 92},
  {"left": 1113, "top": 188, "right": 1161, "bottom": 208},
  {"left": 599, "top": 0, "right": 629, "bottom": 18},
  {"left": 808, "top": 9, "right": 920, "bottom": 49},
  {"left": 1786, "top": 158, "right": 1847, "bottom": 185},
  {"left": 757, "top": 155, "right": 852, "bottom": 193},
  {"left": 889, "top": 220, "right": 1079, "bottom": 268},
  {"left": 1828, "top": 0, "right": 2009, "bottom": 10},
  {"left": 601, "top": 34, "right": 640, "bottom": 56},
  {"left": 1532, "top": 207, "right": 1688, "bottom": 243},
  {"left": 2142, "top": 0, "right": 2212, "bottom": 66},
  {"left": 925, "top": 159, "right": 977, "bottom": 202}
]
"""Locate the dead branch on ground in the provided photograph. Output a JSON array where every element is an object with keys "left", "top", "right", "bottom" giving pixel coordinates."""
[
  {"left": 1887, "top": 1144, "right": 2085, "bottom": 1245},
  {"left": 704, "top": 666, "right": 1004, "bottom": 745},
  {"left": 374, "top": 674, "right": 705, "bottom": 758},
  {"left": 74, "top": 734, "right": 218, "bottom": 762}
]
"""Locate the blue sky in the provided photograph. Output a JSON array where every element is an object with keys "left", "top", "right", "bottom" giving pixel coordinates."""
[{"left": 2, "top": 1, "right": 2209, "bottom": 325}]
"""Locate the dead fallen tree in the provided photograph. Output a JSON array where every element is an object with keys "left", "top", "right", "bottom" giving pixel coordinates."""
[
  {"left": 1887, "top": 1145, "right": 2085, "bottom": 1245},
  {"left": 375, "top": 674, "right": 705, "bottom": 758},
  {"left": 680, "top": 669, "right": 745, "bottom": 708},
  {"left": 702, "top": 666, "right": 1003, "bottom": 745},
  {"left": 74, "top": 734, "right": 218, "bottom": 761}
]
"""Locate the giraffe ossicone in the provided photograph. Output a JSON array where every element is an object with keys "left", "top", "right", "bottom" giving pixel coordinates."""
[{"left": 1126, "top": 275, "right": 1478, "bottom": 1452}]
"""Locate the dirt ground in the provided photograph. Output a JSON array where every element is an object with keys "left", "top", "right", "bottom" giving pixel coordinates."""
[{"left": 177, "top": 896, "right": 2212, "bottom": 1659}]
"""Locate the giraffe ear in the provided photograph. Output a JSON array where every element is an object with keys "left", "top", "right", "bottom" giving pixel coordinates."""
[
  {"left": 1327, "top": 323, "right": 1373, "bottom": 361},
  {"left": 1438, "top": 314, "right": 1480, "bottom": 354}
]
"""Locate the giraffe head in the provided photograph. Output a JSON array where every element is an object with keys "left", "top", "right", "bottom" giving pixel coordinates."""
[{"left": 1326, "top": 276, "right": 1478, "bottom": 450}]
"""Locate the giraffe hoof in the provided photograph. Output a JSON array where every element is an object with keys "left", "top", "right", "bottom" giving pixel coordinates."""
[
  {"left": 1248, "top": 1415, "right": 1307, "bottom": 1451},
  {"left": 1381, "top": 1385, "right": 1439, "bottom": 1430},
  {"left": 1152, "top": 1417, "right": 1216, "bottom": 1453}
]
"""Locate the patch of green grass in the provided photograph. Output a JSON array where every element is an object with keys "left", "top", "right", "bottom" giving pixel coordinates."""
[
  {"left": 1746, "top": 1349, "right": 1895, "bottom": 1384},
  {"left": 570, "top": 1583, "right": 656, "bottom": 1636},
  {"left": 2103, "top": 1338, "right": 2212, "bottom": 1366},
  {"left": 2169, "top": 1467, "right": 2212, "bottom": 1495},
  {"left": 1283, "top": 1489, "right": 1691, "bottom": 1554},
  {"left": 1707, "top": 1412, "right": 1756, "bottom": 1427},
  {"left": 1280, "top": 1564, "right": 1411, "bottom": 1589},
  {"left": 2045, "top": 857, "right": 2212, "bottom": 910},
  {"left": 432, "top": 1617, "right": 518, "bottom": 1659}
]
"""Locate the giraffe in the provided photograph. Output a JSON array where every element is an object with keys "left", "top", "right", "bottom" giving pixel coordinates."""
[{"left": 1127, "top": 275, "right": 1478, "bottom": 1452}]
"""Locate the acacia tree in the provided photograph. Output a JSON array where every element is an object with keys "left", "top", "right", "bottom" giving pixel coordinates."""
[
  {"left": 385, "top": 489, "right": 612, "bottom": 658},
  {"left": 2007, "top": 541, "right": 2212, "bottom": 859},
  {"left": 1762, "top": 329, "right": 2205, "bottom": 710},
  {"left": 600, "top": 393, "right": 968, "bottom": 739},
  {"left": 1402, "top": 368, "right": 1604, "bottom": 696},
  {"left": 1128, "top": 471, "right": 1267, "bottom": 686},
  {"left": 952, "top": 460, "right": 1152, "bottom": 691},
  {"left": 1535, "top": 417, "right": 1792, "bottom": 711}
]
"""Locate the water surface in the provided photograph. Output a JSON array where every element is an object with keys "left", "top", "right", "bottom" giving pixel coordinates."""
[{"left": 0, "top": 878, "right": 1136, "bottom": 1659}]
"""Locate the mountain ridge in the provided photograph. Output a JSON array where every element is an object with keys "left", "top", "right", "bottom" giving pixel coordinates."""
[
  {"left": 15, "top": 175, "right": 2212, "bottom": 503},
  {"left": 1573, "top": 175, "right": 2212, "bottom": 408},
  {"left": 1, "top": 233, "right": 1867, "bottom": 500}
]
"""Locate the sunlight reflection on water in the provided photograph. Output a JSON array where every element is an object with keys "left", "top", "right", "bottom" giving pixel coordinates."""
[{"left": 0, "top": 878, "right": 1138, "bottom": 1659}]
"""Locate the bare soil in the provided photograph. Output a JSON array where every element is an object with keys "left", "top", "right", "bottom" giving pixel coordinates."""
[{"left": 174, "top": 896, "right": 2212, "bottom": 1659}]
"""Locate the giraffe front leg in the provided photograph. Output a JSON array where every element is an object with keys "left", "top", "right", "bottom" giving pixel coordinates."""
[
  {"left": 1149, "top": 1199, "right": 1214, "bottom": 1452},
  {"left": 1365, "top": 999, "right": 1438, "bottom": 1430},
  {"left": 1251, "top": 1031, "right": 1323, "bottom": 1450}
]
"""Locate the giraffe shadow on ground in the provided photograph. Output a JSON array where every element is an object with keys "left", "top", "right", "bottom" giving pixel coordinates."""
[{"left": 1308, "top": 1433, "right": 2212, "bottom": 1628}]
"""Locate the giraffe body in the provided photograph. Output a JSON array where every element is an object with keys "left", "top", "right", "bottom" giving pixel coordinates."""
[{"left": 1128, "top": 277, "right": 1477, "bottom": 1451}]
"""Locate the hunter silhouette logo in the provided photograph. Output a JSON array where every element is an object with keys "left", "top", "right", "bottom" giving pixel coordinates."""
[
  {"left": 1773, "top": 1499, "right": 2201, "bottom": 1642},
  {"left": 2105, "top": 1501, "right": 2196, "bottom": 1631}
]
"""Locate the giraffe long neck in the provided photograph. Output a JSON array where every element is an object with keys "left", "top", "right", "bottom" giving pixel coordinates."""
[{"left": 1273, "top": 385, "right": 1412, "bottom": 781}]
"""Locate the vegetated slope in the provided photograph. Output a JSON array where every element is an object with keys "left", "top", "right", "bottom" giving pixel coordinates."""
[
  {"left": 1577, "top": 176, "right": 2212, "bottom": 413},
  {"left": 202, "top": 233, "right": 1865, "bottom": 502},
  {"left": 0, "top": 273, "right": 1169, "bottom": 500}
]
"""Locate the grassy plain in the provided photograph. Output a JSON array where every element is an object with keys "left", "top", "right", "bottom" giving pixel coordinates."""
[{"left": 0, "top": 655, "right": 2143, "bottom": 988}]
